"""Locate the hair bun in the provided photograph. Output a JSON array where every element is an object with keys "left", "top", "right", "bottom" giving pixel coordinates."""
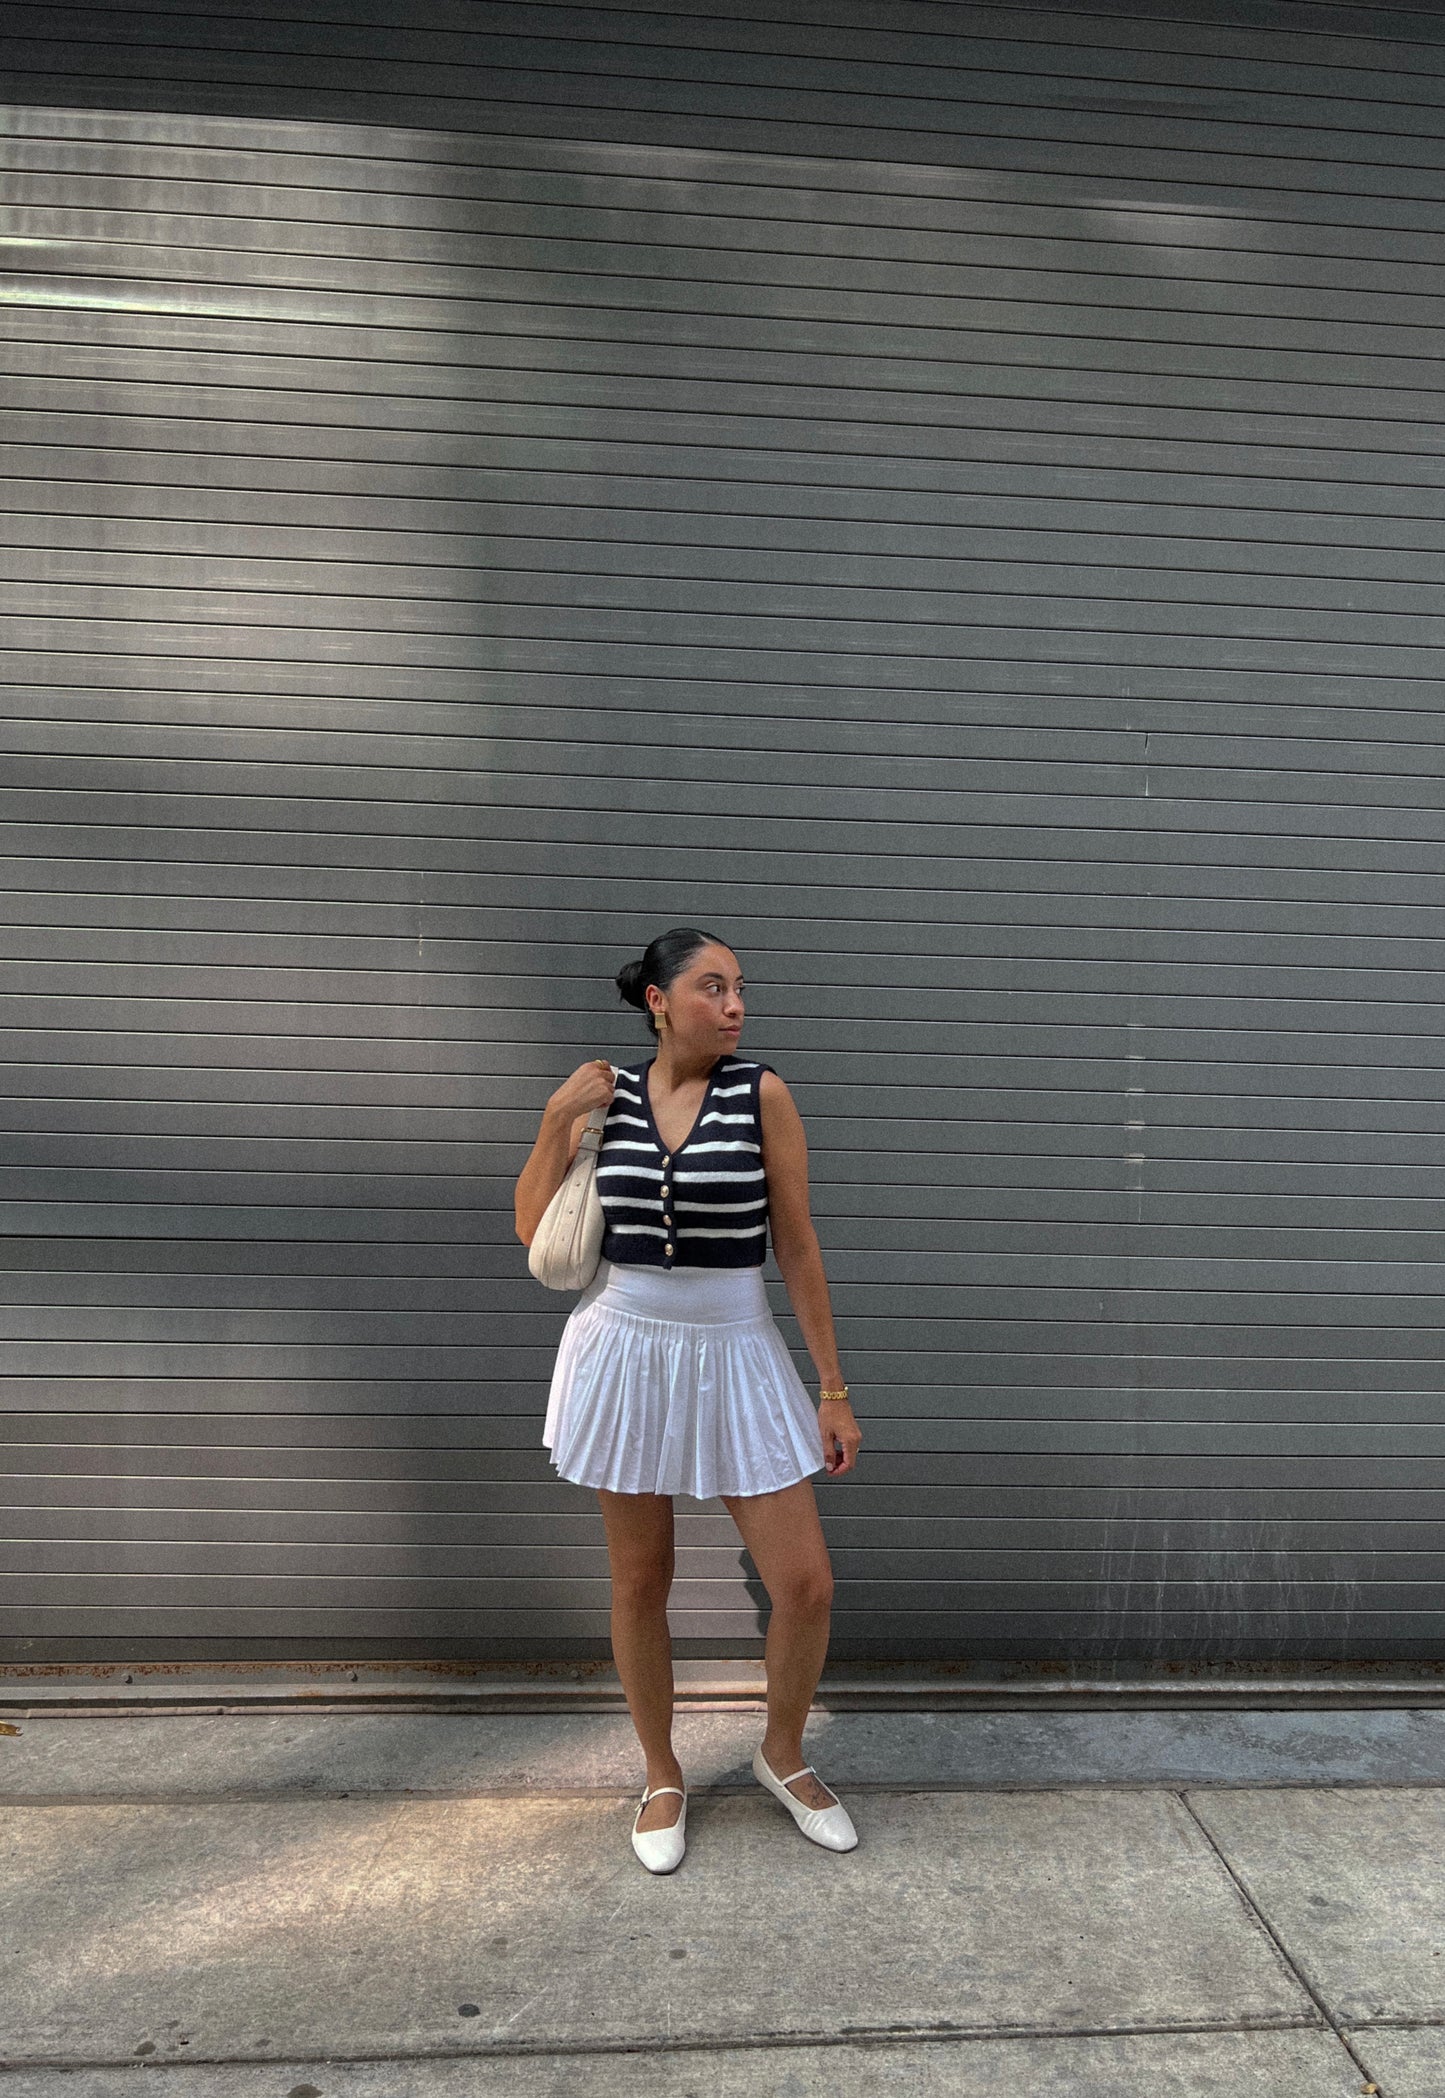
[{"left": 614, "top": 957, "right": 649, "bottom": 1010}]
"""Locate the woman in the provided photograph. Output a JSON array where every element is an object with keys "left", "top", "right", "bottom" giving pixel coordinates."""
[{"left": 514, "top": 927, "right": 863, "bottom": 1874}]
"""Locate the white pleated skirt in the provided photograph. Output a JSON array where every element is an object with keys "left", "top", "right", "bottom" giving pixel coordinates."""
[{"left": 542, "top": 1260, "right": 824, "bottom": 1499}]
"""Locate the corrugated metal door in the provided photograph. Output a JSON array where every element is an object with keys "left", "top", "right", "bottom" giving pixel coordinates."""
[{"left": 4, "top": 0, "right": 1444, "bottom": 1664}]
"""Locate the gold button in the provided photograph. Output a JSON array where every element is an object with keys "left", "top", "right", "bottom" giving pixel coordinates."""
[
  {"left": 660, "top": 1183, "right": 670, "bottom": 1195},
  {"left": 664, "top": 1243, "right": 674, "bottom": 1254}
]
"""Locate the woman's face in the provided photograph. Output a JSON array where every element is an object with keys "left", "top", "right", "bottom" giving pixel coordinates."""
[{"left": 653, "top": 943, "right": 745, "bottom": 1051}]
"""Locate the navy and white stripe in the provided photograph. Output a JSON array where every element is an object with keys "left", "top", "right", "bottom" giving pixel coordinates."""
[{"left": 598, "top": 1055, "right": 774, "bottom": 1270}]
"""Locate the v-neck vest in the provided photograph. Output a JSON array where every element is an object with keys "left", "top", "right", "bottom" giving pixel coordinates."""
[{"left": 597, "top": 1054, "right": 774, "bottom": 1270}]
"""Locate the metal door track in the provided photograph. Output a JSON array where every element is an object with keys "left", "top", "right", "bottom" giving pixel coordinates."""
[{"left": 5, "top": 1659, "right": 1445, "bottom": 1714}]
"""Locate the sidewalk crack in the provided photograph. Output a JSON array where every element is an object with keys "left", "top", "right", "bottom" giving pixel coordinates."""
[{"left": 1180, "top": 1790, "right": 1386, "bottom": 2097}]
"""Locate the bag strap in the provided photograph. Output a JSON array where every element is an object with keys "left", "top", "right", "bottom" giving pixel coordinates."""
[{"left": 574, "top": 1063, "right": 619, "bottom": 1155}]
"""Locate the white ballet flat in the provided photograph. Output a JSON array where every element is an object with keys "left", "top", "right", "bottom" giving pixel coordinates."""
[
  {"left": 631, "top": 1783, "right": 687, "bottom": 1873},
  {"left": 752, "top": 1746, "right": 858, "bottom": 1851}
]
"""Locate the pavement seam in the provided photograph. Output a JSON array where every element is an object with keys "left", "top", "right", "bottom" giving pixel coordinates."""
[
  {"left": 1179, "top": 1789, "right": 1387, "bottom": 2097},
  {"left": 1347, "top": 2019, "right": 1445, "bottom": 2029},
  {"left": 8, "top": 1776, "right": 1445, "bottom": 1804},
  {"left": 0, "top": 2014, "right": 1335, "bottom": 2072}
]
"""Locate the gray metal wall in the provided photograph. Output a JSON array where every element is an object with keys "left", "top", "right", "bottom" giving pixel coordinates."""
[{"left": 3, "top": 0, "right": 1444, "bottom": 1666}]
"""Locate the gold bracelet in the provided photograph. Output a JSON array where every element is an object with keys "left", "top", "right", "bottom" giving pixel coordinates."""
[{"left": 818, "top": 1385, "right": 849, "bottom": 1403}]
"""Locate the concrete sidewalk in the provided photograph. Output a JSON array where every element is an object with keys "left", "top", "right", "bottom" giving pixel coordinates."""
[{"left": 3, "top": 1705, "right": 1444, "bottom": 2095}]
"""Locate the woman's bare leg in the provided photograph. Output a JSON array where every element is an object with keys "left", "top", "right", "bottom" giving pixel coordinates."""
[
  {"left": 719, "top": 1477, "right": 840, "bottom": 1810},
  {"left": 597, "top": 1487, "right": 686, "bottom": 1831}
]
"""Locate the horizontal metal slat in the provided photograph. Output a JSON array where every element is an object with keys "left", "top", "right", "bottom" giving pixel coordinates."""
[
  {"left": 9, "top": 1503, "right": 1442, "bottom": 1551},
  {"left": 7, "top": 1540, "right": 1444, "bottom": 1585}
]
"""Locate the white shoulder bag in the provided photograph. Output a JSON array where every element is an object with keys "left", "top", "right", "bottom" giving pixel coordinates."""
[{"left": 527, "top": 1066, "right": 617, "bottom": 1291}]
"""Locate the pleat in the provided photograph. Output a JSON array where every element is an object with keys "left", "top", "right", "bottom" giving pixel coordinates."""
[{"left": 543, "top": 1297, "right": 823, "bottom": 1499}]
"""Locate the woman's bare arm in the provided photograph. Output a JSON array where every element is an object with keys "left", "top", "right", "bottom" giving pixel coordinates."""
[
  {"left": 759, "top": 1069, "right": 862, "bottom": 1475},
  {"left": 514, "top": 1061, "right": 615, "bottom": 1245}
]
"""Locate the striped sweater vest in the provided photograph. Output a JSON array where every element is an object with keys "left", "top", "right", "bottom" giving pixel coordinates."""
[{"left": 597, "top": 1054, "right": 774, "bottom": 1270}]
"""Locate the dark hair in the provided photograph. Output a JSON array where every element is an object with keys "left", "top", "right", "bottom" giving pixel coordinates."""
[{"left": 615, "top": 928, "right": 729, "bottom": 1037}]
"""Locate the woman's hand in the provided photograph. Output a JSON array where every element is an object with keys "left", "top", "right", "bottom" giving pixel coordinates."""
[
  {"left": 514, "top": 1059, "right": 615, "bottom": 1245},
  {"left": 819, "top": 1397, "right": 862, "bottom": 1477},
  {"left": 548, "top": 1058, "right": 615, "bottom": 1124}
]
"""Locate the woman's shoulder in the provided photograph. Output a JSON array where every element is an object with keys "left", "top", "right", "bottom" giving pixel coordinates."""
[{"left": 729, "top": 1055, "right": 784, "bottom": 1097}]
